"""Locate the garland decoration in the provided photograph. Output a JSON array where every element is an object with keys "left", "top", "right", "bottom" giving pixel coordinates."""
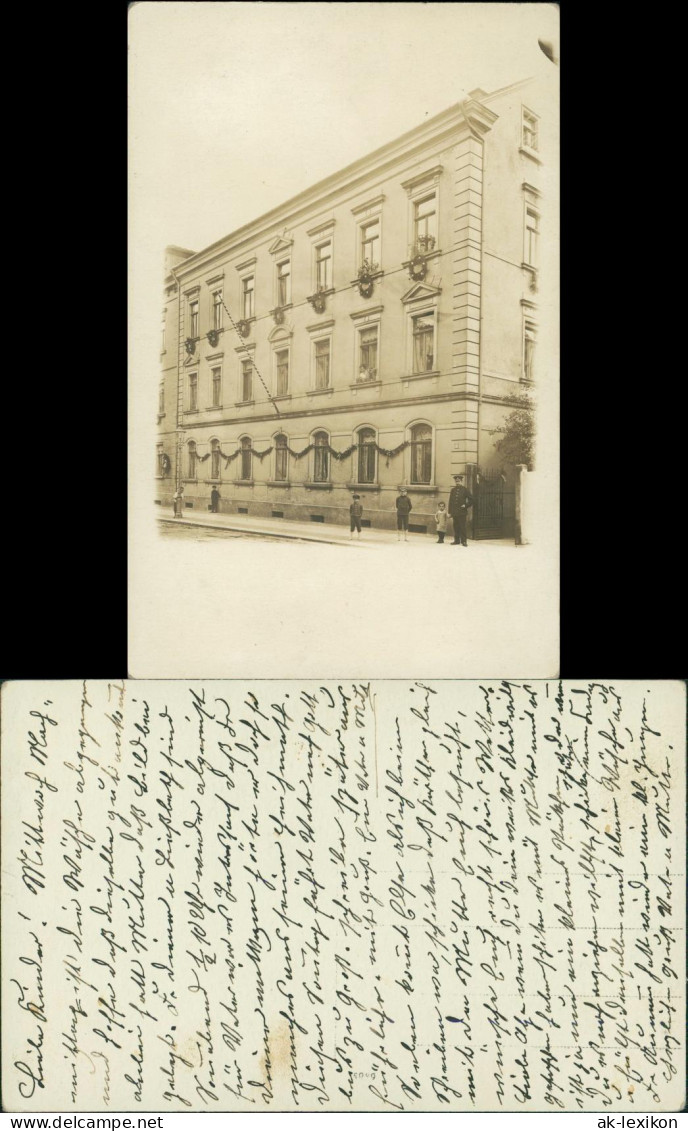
[
  {"left": 236, "top": 319, "right": 251, "bottom": 338},
  {"left": 408, "top": 254, "right": 427, "bottom": 282},
  {"left": 185, "top": 337, "right": 196, "bottom": 355},
  {"left": 212, "top": 439, "right": 411, "bottom": 469},
  {"left": 206, "top": 329, "right": 220, "bottom": 348},
  {"left": 307, "top": 286, "right": 328, "bottom": 314},
  {"left": 355, "top": 258, "right": 380, "bottom": 299}
]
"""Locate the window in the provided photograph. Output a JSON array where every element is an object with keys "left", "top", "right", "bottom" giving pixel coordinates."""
[
  {"left": 358, "top": 326, "right": 378, "bottom": 381},
  {"left": 275, "top": 348, "right": 289, "bottom": 396},
  {"left": 413, "top": 194, "right": 437, "bottom": 251},
  {"left": 211, "top": 366, "right": 222, "bottom": 407},
  {"left": 524, "top": 322, "right": 536, "bottom": 381},
  {"left": 212, "top": 290, "right": 223, "bottom": 331},
  {"left": 525, "top": 208, "right": 539, "bottom": 267},
  {"left": 357, "top": 428, "right": 376, "bottom": 484},
  {"left": 315, "top": 241, "right": 332, "bottom": 289},
  {"left": 412, "top": 313, "right": 435, "bottom": 372},
  {"left": 240, "top": 437, "right": 252, "bottom": 481},
  {"left": 158, "top": 384, "right": 165, "bottom": 414},
  {"left": 189, "top": 298, "right": 199, "bottom": 339},
  {"left": 522, "top": 109, "right": 539, "bottom": 152},
  {"left": 410, "top": 424, "right": 432, "bottom": 485},
  {"left": 241, "top": 359, "right": 253, "bottom": 402},
  {"left": 276, "top": 260, "right": 291, "bottom": 307},
  {"left": 161, "top": 311, "right": 166, "bottom": 352},
  {"left": 157, "top": 443, "right": 165, "bottom": 477},
  {"left": 211, "top": 439, "right": 221, "bottom": 479},
  {"left": 314, "top": 338, "right": 331, "bottom": 389},
  {"left": 187, "top": 441, "right": 197, "bottom": 479},
  {"left": 189, "top": 372, "right": 198, "bottom": 412},
  {"left": 313, "top": 431, "right": 329, "bottom": 482},
  {"left": 360, "top": 219, "right": 380, "bottom": 266},
  {"left": 242, "top": 276, "right": 254, "bottom": 320},
  {"left": 274, "top": 433, "right": 288, "bottom": 482}
]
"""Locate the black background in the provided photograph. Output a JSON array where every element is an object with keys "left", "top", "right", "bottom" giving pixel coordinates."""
[{"left": 3, "top": 1, "right": 683, "bottom": 681}]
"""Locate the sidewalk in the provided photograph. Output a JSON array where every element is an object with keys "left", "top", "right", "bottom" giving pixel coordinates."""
[{"left": 158, "top": 505, "right": 516, "bottom": 548}]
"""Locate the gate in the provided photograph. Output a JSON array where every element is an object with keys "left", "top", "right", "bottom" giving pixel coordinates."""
[{"left": 468, "top": 467, "right": 515, "bottom": 540}]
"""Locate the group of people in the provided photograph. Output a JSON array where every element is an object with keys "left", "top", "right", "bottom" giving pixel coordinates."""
[
  {"left": 351, "top": 474, "right": 473, "bottom": 544},
  {"left": 172, "top": 474, "right": 474, "bottom": 544}
]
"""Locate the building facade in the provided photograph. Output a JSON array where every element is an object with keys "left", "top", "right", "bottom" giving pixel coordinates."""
[{"left": 156, "top": 78, "right": 542, "bottom": 533}]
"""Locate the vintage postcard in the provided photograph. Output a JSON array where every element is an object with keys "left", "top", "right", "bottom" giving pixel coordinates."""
[
  {"left": 2, "top": 678, "right": 684, "bottom": 1111},
  {"left": 128, "top": 2, "right": 560, "bottom": 678}
]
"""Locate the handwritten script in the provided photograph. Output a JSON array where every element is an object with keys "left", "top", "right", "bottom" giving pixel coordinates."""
[{"left": 1, "top": 679, "right": 684, "bottom": 1111}]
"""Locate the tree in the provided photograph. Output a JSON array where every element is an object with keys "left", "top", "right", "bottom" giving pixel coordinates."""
[{"left": 488, "top": 393, "right": 535, "bottom": 471}]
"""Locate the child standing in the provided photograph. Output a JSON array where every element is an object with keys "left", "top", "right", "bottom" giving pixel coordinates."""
[
  {"left": 395, "top": 487, "right": 412, "bottom": 541},
  {"left": 434, "top": 501, "right": 448, "bottom": 543},
  {"left": 349, "top": 493, "right": 363, "bottom": 539}
]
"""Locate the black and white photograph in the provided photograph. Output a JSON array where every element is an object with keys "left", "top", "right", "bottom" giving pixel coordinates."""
[{"left": 129, "top": 2, "right": 559, "bottom": 677}]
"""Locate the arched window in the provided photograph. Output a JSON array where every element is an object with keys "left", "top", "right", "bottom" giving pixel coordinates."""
[
  {"left": 357, "top": 427, "right": 376, "bottom": 484},
  {"left": 240, "top": 437, "right": 252, "bottom": 481},
  {"left": 211, "top": 439, "right": 221, "bottom": 480},
  {"left": 313, "top": 431, "right": 329, "bottom": 483},
  {"left": 274, "top": 433, "right": 288, "bottom": 482},
  {"left": 187, "top": 440, "right": 197, "bottom": 479},
  {"left": 410, "top": 424, "right": 432, "bottom": 484}
]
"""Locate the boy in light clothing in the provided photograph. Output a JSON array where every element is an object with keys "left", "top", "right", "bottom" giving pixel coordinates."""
[{"left": 434, "top": 501, "right": 448, "bottom": 543}]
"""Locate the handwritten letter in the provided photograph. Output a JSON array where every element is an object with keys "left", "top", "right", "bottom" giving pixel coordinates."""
[{"left": 1, "top": 680, "right": 684, "bottom": 1111}]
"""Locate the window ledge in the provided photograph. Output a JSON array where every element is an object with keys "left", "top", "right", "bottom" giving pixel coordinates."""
[
  {"left": 267, "top": 480, "right": 291, "bottom": 488},
  {"left": 304, "top": 482, "right": 333, "bottom": 491},
  {"left": 402, "top": 370, "right": 440, "bottom": 383},
  {"left": 204, "top": 479, "right": 222, "bottom": 485},
  {"left": 349, "top": 380, "right": 382, "bottom": 390},
  {"left": 205, "top": 405, "right": 223, "bottom": 411},
  {"left": 233, "top": 479, "right": 254, "bottom": 487},
  {"left": 157, "top": 413, "right": 166, "bottom": 422},
  {"left": 184, "top": 409, "right": 199, "bottom": 415},
  {"left": 182, "top": 478, "right": 198, "bottom": 484},
  {"left": 272, "top": 394, "right": 292, "bottom": 403},
  {"left": 350, "top": 270, "right": 385, "bottom": 285},
  {"left": 401, "top": 249, "right": 442, "bottom": 268},
  {"left": 235, "top": 399, "right": 255, "bottom": 407},
  {"left": 519, "top": 146, "right": 542, "bottom": 165},
  {"left": 349, "top": 483, "right": 380, "bottom": 492},
  {"left": 406, "top": 484, "right": 438, "bottom": 494},
  {"left": 306, "top": 387, "right": 334, "bottom": 397},
  {"left": 521, "top": 264, "right": 538, "bottom": 293}
]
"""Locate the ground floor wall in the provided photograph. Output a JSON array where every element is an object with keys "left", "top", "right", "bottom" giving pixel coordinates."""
[{"left": 155, "top": 397, "right": 517, "bottom": 531}]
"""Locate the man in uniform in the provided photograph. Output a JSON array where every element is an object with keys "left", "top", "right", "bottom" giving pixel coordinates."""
[{"left": 448, "top": 474, "right": 473, "bottom": 546}]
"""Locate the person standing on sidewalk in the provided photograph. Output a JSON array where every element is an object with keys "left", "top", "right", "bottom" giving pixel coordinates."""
[
  {"left": 210, "top": 486, "right": 220, "bottom": 513},
  {"left": 349, "top": 494, "right": 363, "bottom": 539},
  {"left": 173, "top": 485, "right": 184, "bottom": 518},
  {"left": 448, "top": 474, "right": 473, "bottom": 545},
  {"left": 395, "top": 487, "right": 412, "bottom": 541},
  {"left": 434, "top": 501, "right": 448, "bottom": 543}
]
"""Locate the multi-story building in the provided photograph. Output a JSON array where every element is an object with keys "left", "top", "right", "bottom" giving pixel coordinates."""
[{"left": 156, "top": 77, "right": 544, "bottom": 534}]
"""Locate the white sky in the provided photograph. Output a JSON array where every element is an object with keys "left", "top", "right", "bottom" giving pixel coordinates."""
[{"left": 129, "top": 1, "right": 559, "bottom": 255}]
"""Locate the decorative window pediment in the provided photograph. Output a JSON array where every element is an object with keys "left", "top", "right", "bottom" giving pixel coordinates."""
[
  {"left": 268, "top": 235, "right": 294, "bottom": 257},
  {"left": 401, "top": 281, "right": 442, "bottom": 304},
  {"left": 401, "top": 165, "right": 443, "bottom": 196},
  {"left": 267, "top": 323, "right": 293, "bottom": 343}
]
